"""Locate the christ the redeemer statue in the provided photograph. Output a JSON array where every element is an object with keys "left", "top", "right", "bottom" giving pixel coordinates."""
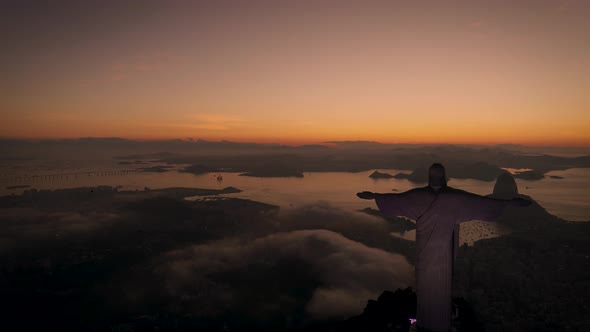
[{"left": 357, "top": 163, "right": 530, "bottom": 332}]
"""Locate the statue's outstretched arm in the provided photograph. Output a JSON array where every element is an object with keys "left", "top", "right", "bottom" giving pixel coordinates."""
[
  {"left": 357, "top": 187, "right": 435, "bottom": 220},
  {"left": 452, "top": 189, "right": 531, "bottom": 223}
]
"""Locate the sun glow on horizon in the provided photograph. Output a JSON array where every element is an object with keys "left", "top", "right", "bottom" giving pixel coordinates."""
[{"left": 2, "top": 1, "right": 589, "bottom": 147}]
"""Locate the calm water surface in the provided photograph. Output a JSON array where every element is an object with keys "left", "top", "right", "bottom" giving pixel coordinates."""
[{"left": 1, "top": 160, "right": 588, "bottom": 221}]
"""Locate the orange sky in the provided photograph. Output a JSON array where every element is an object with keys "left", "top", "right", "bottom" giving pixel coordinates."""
[{"left": 1, "top": 1, "right": 589, "bottom": 146}]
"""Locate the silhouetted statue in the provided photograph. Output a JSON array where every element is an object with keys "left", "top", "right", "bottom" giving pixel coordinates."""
[{"left": 357, "top": 163, "right": 530, "bottom": 332}]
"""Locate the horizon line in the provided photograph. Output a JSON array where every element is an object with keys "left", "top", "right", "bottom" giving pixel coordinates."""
[{"left": 1, "top": 136, "right": 589, "bottom": 148}]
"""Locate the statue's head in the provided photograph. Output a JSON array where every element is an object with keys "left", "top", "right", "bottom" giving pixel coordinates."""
[{"left": 429, "top": 163, "right": 447, "bottom": 189}]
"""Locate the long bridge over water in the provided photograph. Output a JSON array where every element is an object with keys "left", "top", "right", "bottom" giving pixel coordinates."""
[{"left": 0, "top": 169, "right": 147, "bottom": 184}]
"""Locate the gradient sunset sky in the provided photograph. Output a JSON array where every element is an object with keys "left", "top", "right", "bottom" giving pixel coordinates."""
[{"left": 1, "top": 0, "right": 589, "bottom": 146}]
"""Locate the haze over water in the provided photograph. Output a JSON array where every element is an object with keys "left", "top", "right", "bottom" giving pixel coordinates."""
[{"left": 2, "top": 159, "right": 588, "bottom": 221}]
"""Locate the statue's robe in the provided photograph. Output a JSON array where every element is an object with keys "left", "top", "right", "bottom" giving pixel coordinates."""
[{"left": 375, "top": 186, "right": 525, "bottom": 332}]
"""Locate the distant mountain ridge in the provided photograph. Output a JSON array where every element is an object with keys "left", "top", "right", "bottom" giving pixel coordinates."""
[{"left": 1, "top": 139, "right": 589, "bottom": 181}]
